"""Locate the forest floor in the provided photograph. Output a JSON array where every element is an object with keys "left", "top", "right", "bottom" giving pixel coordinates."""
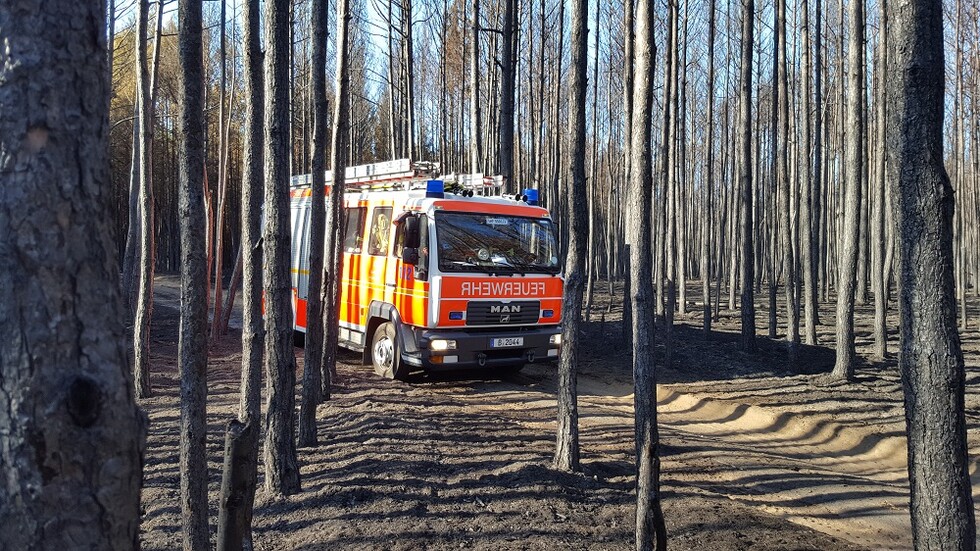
[{"left": 141, "top": 276, "right": 980, "bottom": 550}]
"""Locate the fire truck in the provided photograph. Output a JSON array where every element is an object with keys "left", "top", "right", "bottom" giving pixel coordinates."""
[{"left": 289, "top": 159, "right": 563, "bottom": 380}]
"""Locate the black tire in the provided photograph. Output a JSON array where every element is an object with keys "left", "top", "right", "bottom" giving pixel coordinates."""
[
  {"left": 371, "top": 322, "right": 409, "bottom": 381},
  {"left": 293, "top": 330, "right": 306, "bottom": 348}
]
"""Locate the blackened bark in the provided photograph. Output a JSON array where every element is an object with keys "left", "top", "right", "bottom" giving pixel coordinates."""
[
  {"left": 231, "top": 2, "right": 264, "bottom": 545},
  {"left": 177, "top": 0, "right": 210, "bottom": 547},
  {"left": 299, "top": 0, "right": 329, "bottom": 449},
  {"left": 0, "top": 1, "right": 144, "bottom": 547},
  {"left": 886, "top": 0, "right": 977, "bottom": 546},
  {"left": 322, "top": 0, "right": 352, "bottom": 399},
  {"left": 833, "top": 0, "right": 865, "bottom": 381},
  {"left": 801, "top": 0, "right": 818, "bottom": 345},
  {"left": 630, "top": 0, "right": 666, "bottom": 547},
  {"left": 469, "top": 0, "right": 483, "bottom": 174},
  {"left": 239, "top": 0, "right": 264, "bottom": 425},
  {"left": 702, "top": 0, "right": 716, "bottom": 336},
  {"left": 498, "top": 0, "right": 517, "bottom": 195},
  {"left": 216, "top": 417, "right": 259, "bottom": 551},
  {"left": 872, "top": 0, "right": 888, "bottom": 360},
  {"left": 776, "top": 0, "right": 798, "bottom": 348},
  {"left": 264, "top": 0, "right": 302, "bottom": 496},
  {"left": 554, "top": 0, "right": 588, "bottom": 474},
  {"left": 739, "top": 0, "right": 756, "bottom": 352},
  {"left": 133, "top": 0, "right": 154, "bottom": 400}
]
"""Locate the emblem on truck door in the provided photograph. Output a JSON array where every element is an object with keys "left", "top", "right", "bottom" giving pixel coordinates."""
[{"left": 489, "top": 305, "right": 522, "bottom": 314}]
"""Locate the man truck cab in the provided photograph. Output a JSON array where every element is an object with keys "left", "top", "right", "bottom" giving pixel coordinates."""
[{"left": 289, "top": 159, "right": 563, "bottom": 380}]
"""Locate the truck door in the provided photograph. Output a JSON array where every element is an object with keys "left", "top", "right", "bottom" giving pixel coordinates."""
[{"left": 366, "top": 206, "right": 394, "bottom": 306}]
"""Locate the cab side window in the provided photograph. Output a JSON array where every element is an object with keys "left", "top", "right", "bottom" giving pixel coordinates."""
[
  {"left": 343, "top": 207, "right": 366, "bottom": 253},
  {"left": 367, "top": 207, "right": 392, "bottom": 256}
]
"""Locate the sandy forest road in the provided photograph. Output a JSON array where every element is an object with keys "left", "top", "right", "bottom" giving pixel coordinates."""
[{"left": 143, "top": 276, "right": 978, "bottom": 549}]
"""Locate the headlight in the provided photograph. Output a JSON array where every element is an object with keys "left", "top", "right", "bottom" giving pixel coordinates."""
[
  {"left": 549, "top": 333, "right": 562, "bottom": 345},
  {"left": 430, "top": 339, "right": 457, "bottom": 351}
]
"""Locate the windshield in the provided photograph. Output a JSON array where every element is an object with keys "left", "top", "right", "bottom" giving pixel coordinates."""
[{"left": 434, "top": 211, "right": 560, "bottom": 274}]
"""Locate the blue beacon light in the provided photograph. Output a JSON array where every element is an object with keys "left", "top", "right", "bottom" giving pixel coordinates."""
[
  {"left": 426, "top": 179, "right": 445, "bottom": 198},
  {"left": 523, "top": 188, "right": 539, "bottom": 206}
]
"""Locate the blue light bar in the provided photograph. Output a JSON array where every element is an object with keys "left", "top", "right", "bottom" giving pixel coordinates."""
[
  {"left": 449, "top": 311, "right": 464, "bottom": 320},
  {"left": 426, "top": 179, "right": 445, "bottom": 198},
  {"left": 524, "top": 188, "right": 539, "bottom": 206},
  {"left": 542, "top": 309, "right": 554, "bottom": 318}
]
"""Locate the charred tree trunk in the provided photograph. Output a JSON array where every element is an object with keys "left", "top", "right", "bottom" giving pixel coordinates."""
[
  {"left": 299, "top": 0, "right": 329, "bottom": 449},
  {"left": 776, "top": 0, "right": 798, "bottom": 348},
  {"left": 216, "top": 417, "right": 258, "bottom": 551},
  {"left": 469, "top": 0, "right": 483, "bottom": 174},
  {"left": 739, "top": 0, "right": 757, "bottom": 352},
  {"left": 832, "top": 0, "right": 865, "bottom": 381},
  {"left": 133, "top": 0, "right": 154, "bottom": 399},
  {"left": 263, "top": 0, "right": 302, "bottom": 496},
  {"left": 630, "top": 0, "right": 667, "bottom": 546},
  {"left": 498, "top": 0, "right": 517, "bottom": 195},
  {"left": 322, "top": 0, "right": 352, "bottom": 398},
  {"left": 554, "top": 0, "right": 588, "bottom": 474},
  {"left": 177, "top": 0, "right": 210, "bottom": 546},
  {"left": 886, "top": 0, "right": 978, "bottom": 545},
  {"left": 0, "top": 1, "right": 145, "bottom": 546},
  {"left": 239, "top": 0, "right": 265, "bottom": 432},
  {"left": 702, "top": 0, "right": 716, "bottom": 336}
]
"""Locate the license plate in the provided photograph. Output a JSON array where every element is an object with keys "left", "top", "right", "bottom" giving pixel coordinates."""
[{"left": 490, "top": 337, "right": 524, "bottom": 348}]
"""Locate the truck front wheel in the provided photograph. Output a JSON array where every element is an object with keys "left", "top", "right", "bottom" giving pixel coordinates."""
[{"left": 371, "top": 322, "right": 409, "bottom": 381}]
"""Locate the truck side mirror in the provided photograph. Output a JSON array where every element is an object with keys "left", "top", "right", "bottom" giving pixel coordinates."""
[
  {"left": 402, "top": 215, "right": 421, "bottom": 249},
  {"left": 402, "top": 247, "right": 420, "bottom": 266}
]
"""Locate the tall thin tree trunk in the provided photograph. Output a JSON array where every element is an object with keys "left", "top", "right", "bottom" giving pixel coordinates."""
[
  {"left": 133, "top": 0, "right": 154, "bottom": 400},
  {"left": 177, "top": 0, "right": 210, "bottom": 546},
  {"left": 498, "top": 0, "right": 517, "bottom": 194},
  {"left": 263, "top": 0, "right": 302, "bottom": 497},
  {"left": 886, "top": 0, "right": 978, "bottom": 544},
  {"left": 299, "top": 0, "right": 329, "bottom": 448},
  {"left": 872, "top": 0, "right": 888, "bottom": 359},
  {"left": 801, "top": 0, "right": 818, "bottom": 345},
  {"left": 702, "top": 0, "right": 716, "bottom": 336},
  {"left": 322, "top": 0, "right": 352, "bottom": 399},
  {"left": 832, "top": 0, "right": 865, "bottom": 381},
  {"left": 554, "top": 0, "right": 588, "bottom": 474},
  {"left": 630, "top": 0, "right": 667, "bottom": 546},
  {"left": 777, "top": 0, "right": 797, "bottom": 349},
  {"left": 739, "top": 0, "right": 756, "bottom": 352},
  {"left": 470, "top": 0, "right": 483, "bottom": 174}
]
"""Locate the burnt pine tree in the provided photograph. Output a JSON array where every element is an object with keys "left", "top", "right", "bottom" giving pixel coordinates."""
[
  {"left": 630, "top": 0, "right": 667, "bottom": 545},
  {"left": 776, "top": 0, "right": 798, "bottom": 348},
  {"left": 833, "top": 0, "right": 865, "bottom": 381},
  {"left": 299, "top": 0, "right": 330, "bottom": 448},
  {"left": 239, "top": 0, "right": 265, "bottom": 434},
  {"left": 232, "top": 0, "right": 265, "bottom": 545},
  {"left": 498, "top": 0, "right": 517, "bottom": 195},
  {"left": 469, "top": 0, "right": 483, "bottom": 174},
  {"left": 885, "top": 0, "right": 978, "bottom": 546},
  {"left": 177, "top": 0, "right": 211, "bottom": 547},
  {"left": 738, "top": 0, "right": 756, "bottom": 352},
  {"left": 133, "top": 0, "right": 154, "bottom": 399},
  {"left": 0, "top": 1, "right": 144, "bottom": 547},
  {"left": 264, "top": 0, "right": 302, "bottom": 496},
  {"left": 554, "top": 0, "right": 588, "bottom": 474},
  {"left": 321, "top": 0, "right": 352, "bottom": 392}
]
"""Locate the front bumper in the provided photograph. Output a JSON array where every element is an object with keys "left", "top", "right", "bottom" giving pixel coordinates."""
[{"left": 402, "top": 325, "right": 562, "bottom": 371}]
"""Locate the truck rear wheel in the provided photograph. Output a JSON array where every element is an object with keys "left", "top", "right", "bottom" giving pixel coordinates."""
[{"left": 371, "top": 322, "right": 409, "bottom": 381}]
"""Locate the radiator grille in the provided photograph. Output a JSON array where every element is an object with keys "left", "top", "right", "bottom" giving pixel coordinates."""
[{"left": 465, "top": 301, "right": 540, "bottom": 326}]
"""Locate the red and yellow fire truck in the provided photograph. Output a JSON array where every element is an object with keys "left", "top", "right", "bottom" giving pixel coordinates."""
[{"left": 289, "top": 159, "right": 563, "bottom": 380}]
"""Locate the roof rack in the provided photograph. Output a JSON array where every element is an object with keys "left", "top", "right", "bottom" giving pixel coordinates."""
[
  {"left": 289, "top": 158, "right": 505, "bottom": 196},
  {"left": 290, "top": 158, "right": 441, "bottom": 191}
]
